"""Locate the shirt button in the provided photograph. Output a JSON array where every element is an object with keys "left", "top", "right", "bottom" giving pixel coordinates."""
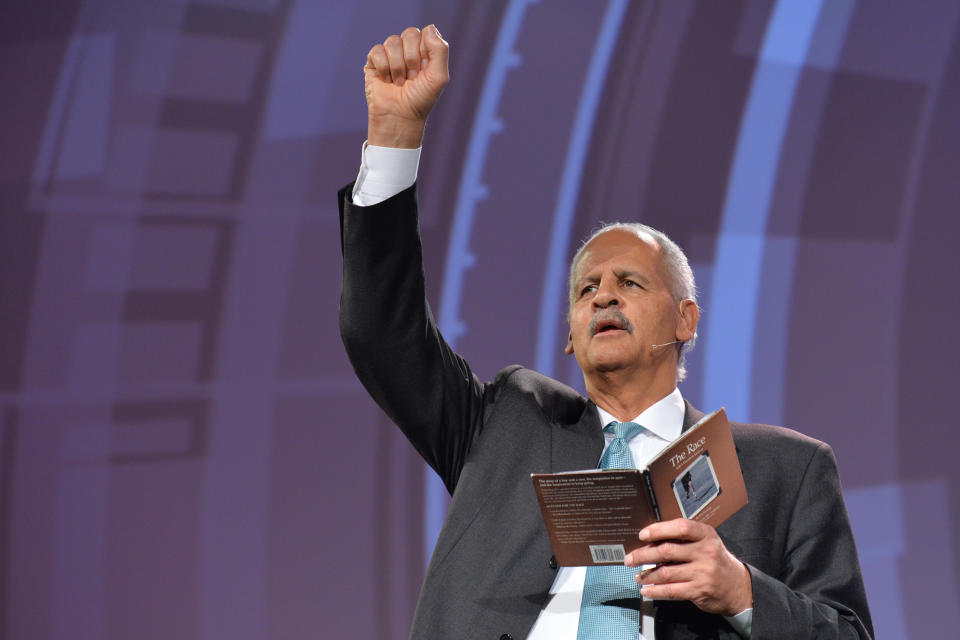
[
  {"left": 499, "top": 635, "right": 514, "bottom": 640},
  {"left": 549, "top": 555, "right": 558, "bottom": 570}
]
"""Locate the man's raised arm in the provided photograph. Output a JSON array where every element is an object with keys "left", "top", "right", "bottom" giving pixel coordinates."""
[{"left": 341, "top": 27, "right": 490, "bottom": 494}]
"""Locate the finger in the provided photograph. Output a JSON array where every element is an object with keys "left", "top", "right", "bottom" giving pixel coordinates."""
[
  {"left": 635, "top": 562, "right": 694, "bottom": 586},
  {"left": 419, "top": 27, "right": 429, "bottom": 71},
  {"left": 400, "top": 27, "right": 421, "bottom": 79},
  {"left": 639, "top": 581, "right": 693, "bottom": 602},
  {"left": 420, "top": 24, "right": 449, "bottom": 80},
  {"left": 382, "top": 34, "right": 407, "bottom": 85},
  {"left": 626, "top": 541, "right": 693, "bottom": 566},
  {"left": 638, "top": 518, "right": 709, "bottom": 543},
  {"left": 366, "top": 44, "right": 390, "bottom": 83}
]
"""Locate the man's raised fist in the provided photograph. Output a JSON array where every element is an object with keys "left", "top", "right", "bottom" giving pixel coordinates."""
[{"left": 364, "top": 24, "right": 449, "bottom": 148}]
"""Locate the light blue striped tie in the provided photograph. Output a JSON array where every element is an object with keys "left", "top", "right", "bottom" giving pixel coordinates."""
[{"left": 577, "top": 421, "right": 645, "bottom": 640}]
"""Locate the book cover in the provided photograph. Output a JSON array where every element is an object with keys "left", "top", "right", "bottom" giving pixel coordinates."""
[{"left": 531, "top": 408, "right": 746, "bottom": 566}]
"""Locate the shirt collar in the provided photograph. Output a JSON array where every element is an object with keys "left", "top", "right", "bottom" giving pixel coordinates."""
[{"left": 595, "top": 387, "right": 685, "bottom": 443}]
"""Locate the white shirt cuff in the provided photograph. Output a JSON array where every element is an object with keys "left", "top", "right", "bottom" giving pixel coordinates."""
[
  {"left": 351, "top": 142, "right": 421, "bottom": 206},
  {"left": 724, "top": 608, "right": 753, "bottom": 638}
]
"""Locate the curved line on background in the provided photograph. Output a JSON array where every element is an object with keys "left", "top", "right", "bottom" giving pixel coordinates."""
[
  {"left": 426, "top": 0, "right": 537, "bottom": 562},
  {"left": 702, "top": 0, "right": 824, "bottom": 421},
  {"left": 534, "top": 0, "right": 631, "bottom": 377}
]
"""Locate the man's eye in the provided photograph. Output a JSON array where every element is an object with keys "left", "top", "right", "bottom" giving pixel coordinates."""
[
  {"left": 580, "top": 285, "right": 597, "bottom": 296},
  {"left": 623, "top": 279, "right": 641, "bottom": 288}
]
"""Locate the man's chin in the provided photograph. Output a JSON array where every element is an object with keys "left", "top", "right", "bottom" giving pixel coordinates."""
[
  {"left": 582, "top": 346, "right": 665, "bottom": 377},
  {"left": 587, "top": 355, "right": 637, "bottom": 374}
]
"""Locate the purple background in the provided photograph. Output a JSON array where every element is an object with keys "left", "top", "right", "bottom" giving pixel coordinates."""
[{"left": 2, "top": 1, "right": 959, "bottom": 638}]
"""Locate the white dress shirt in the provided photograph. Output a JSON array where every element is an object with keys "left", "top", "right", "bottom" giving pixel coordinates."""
[{"left": 350, "top": 143, "right": 752, "bottom": 639}]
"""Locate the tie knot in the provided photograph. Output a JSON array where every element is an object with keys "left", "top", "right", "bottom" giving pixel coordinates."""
[{"left": 605, "top": 421, "right": 644, "bottom": 442}]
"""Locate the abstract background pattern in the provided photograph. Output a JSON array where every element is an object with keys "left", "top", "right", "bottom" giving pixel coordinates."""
[{"left": 1, "top": 1, "right": 958, "bottom": 638}]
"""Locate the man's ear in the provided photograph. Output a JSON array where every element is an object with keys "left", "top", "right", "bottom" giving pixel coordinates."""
[
  {"left": 675, "top": 299, "right": 699, "bottom": 342},
  {"left": 564, "top": 331, "right": 574, "bottom": 355}
]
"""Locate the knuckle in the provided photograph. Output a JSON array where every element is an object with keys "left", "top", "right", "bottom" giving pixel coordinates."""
[
  {"left": 694, "top": 584, "right": 710, "bottom": 604},
  {"left": 384, "top": 34, "right": 401, "bottom": 47},
  {"left": 657, "top": 566, "right": 671, "bottom": 583},
  {"left": 366, "top": 47, "right": 388, "bottom": 74},
  {"left": 401, "top": 26, "right": 421, "bottom": 37},
  {"left": 710, "top": 540, "right": 725, "bottom": 560}
]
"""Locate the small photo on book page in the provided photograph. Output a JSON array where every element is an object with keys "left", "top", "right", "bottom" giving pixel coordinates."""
[{"left": 671, "top": 451, "right": 721, "bottom": 519}]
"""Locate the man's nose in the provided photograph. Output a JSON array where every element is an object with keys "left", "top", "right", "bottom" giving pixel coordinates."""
[{"left": 592, "top": 280, "right": 620, "bottom": 308}]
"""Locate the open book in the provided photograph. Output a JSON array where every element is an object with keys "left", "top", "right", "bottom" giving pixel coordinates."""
[{"left": 530, "top": 408, "right": 747, "bottom": 566}]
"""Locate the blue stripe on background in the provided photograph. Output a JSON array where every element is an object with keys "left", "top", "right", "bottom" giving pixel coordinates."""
[
  {"left": 702, "top": 0, "right": 824, "bottom": 421},
  {"left": 748, "top": 0, "right": 855, "bottom": 426},
  {"left": 844, "top": 483, "right": 909, "bottom": 637}
]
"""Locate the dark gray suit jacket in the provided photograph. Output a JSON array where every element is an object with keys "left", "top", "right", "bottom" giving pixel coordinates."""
[{"left": 339, "top": 184, "right": 873, "bottom": 640}]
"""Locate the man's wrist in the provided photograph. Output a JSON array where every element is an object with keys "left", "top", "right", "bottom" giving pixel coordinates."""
[
  {"left": 367, "top": 115, "right": 426, "bottom": 148},
  {"left": 730, "top": 560, "right": 754, "bottom": 614}
]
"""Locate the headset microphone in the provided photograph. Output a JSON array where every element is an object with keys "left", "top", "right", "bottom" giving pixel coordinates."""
[{"left": 650, "top": 340, "right": 681, "bottom": 349}]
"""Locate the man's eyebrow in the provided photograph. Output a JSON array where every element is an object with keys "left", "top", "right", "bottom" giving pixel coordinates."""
[
  {"left": 574, "top": 269, "right": 653, "bottom": 289},
  {"left": 614, "top": 269, "right": 652, "bottom": 285}
]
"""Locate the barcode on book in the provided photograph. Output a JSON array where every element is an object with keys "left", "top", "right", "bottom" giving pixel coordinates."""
[{"left": 589, "top": 544, "right": 625, "bottom": 563}]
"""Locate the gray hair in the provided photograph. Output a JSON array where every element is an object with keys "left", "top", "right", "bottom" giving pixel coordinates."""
[{"left": 568, "top": 222, "right": 698, "bottom": 382}]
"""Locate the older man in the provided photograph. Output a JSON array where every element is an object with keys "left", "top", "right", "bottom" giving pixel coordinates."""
[{"left": 339, "top": 25, "right": 873, "bottom": 640}]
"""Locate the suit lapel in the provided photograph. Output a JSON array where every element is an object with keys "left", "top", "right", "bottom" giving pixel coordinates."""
[
  {"left": 681, "top": 400, "right": 706, "bottom": 433},
  {"left": 551, "top": 399, "right": 604, "bottom": 472}
]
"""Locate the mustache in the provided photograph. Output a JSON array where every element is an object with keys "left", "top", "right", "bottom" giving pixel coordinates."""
[{"left": 590, "top": 309, "right": 634, "bottom": 336}]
